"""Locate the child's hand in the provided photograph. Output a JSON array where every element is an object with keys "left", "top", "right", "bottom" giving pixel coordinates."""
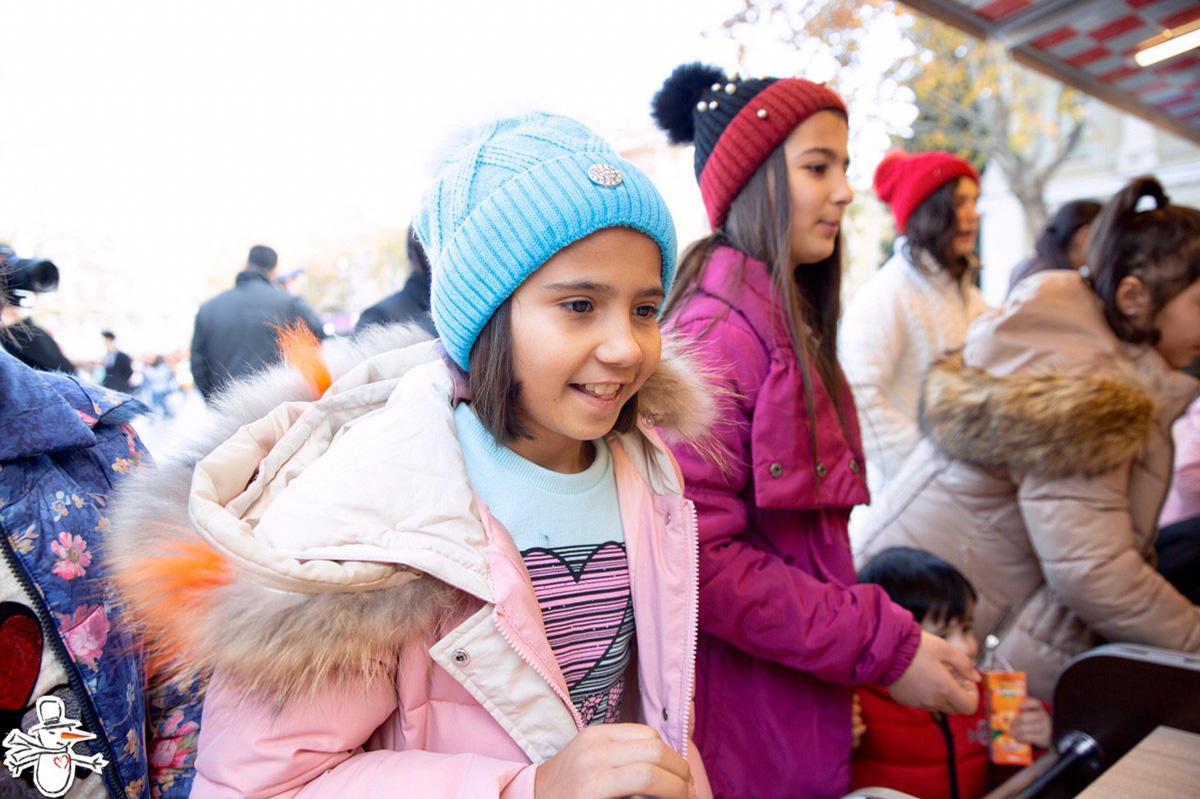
[
  {"left": 1009, "top": 698, "right": 1052, "bottom": 749},
  {"left": 851, "top": 694, "right": 866, "bottom": 750},
  {"left": 534, "top": 723, "right": 692, "bottom": 799}
]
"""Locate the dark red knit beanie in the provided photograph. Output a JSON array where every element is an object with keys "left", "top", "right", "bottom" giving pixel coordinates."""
[
  {"left": 873, "top": 150, "right": 979, "bottom": 233},
  {"left": 652, "top": 63, "right": 846, "bottom": 229}
]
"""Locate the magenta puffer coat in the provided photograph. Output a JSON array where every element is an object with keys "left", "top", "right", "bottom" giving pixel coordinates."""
[{"left": 665, "top": 246, "right": 922, "bottom": 799}]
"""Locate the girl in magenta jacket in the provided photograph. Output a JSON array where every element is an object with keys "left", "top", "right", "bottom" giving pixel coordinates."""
[
  {"left": 651, "top": 64, "right": 980, "bottom": 798},
  {"left": 110, "top": 113, "right": 712, "bottom": 799}
]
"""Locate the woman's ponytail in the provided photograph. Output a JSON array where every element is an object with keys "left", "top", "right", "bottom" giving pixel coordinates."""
[
  {"left": 1087, "top": 174, "right": 1200, "bottom": 344},
  {"left": 1088, "top": 176, "right": 1168, "bottom": 266}
]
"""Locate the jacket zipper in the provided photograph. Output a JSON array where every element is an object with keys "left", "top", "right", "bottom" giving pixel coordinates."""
[
  {"left": 679, "top": 499, "right": 700, "bottom": 761},
  {"left": 933, "top": 711, "right": 960, "bottom": 799},
  {"left": 492, "top": 614, "right": 586, "bottom": 733},
  {"left": 1, "top": 529, "right": 127, "bottom": 799}
]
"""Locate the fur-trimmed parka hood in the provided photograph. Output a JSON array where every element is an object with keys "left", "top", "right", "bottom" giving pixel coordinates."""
[
  {"left": 108, "top": 323, "right": 716, "bottom": 701},
  {"left": 918, "top": 271, "right": 1198, "bottom": 480},
  {"left": 920, "top": 351, "right": 1156, "bottom": 479}
]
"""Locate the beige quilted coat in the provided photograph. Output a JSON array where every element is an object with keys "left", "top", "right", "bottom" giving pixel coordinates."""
[{"left": 853, "top": 271, "right": 1200, "bottom": 699}]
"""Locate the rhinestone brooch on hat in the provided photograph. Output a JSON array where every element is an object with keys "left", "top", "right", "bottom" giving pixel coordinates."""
[{"left": 587, "top": 163, "right": 623, "bottom": 187}]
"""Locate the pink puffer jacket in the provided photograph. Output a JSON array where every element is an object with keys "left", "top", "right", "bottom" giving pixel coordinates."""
[
  {"left": 109, "top": 335, "right": 714, "bottom": 798},
  {"left": 1161, "top": 397, "right": 1200, "bottom": 527}
]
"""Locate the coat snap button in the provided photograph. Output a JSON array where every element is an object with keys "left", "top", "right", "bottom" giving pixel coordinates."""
[
  {"left": 664, "top": 511, "right": 672, "bottom": 525},
  {"left": 662, "top": 707, "right": 669, "bottom": 721},
  {"left": 452, "top": 649, "right": 470, "bottom": 665},
  {"left": 815, "top": 463, "right": 827, "bottom": 478},
  {"left": 769, "top": 462, "right": 783, "bottom": 478},
  {"left": 848, "top": 460, "right": 860, "bottom": 474}
]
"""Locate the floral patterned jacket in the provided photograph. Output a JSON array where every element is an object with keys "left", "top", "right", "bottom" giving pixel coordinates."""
[{"left": 0, "top": 350, "right": 202, "bottom": 798}]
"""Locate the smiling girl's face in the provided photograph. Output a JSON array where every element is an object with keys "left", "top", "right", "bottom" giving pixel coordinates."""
[
  {"left": 505, "top": 227, "right": 664, "bottom": 473},
  {"left": 781, "top": 110, "right": 854, "bottom": 268}
]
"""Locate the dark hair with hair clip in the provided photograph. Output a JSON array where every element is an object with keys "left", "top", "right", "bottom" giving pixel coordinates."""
[
  {"left": 1087, "top": 175, "right": 1200, "bottom": 345},
  {"left": 903, "top": 178, "right": 972, "bottom": 280},
  {"left": 857, "top": 546, "right": 977, "bottom": 626},
  {"left": 467, "top": 297, "right": 640, "bottom": 443}
]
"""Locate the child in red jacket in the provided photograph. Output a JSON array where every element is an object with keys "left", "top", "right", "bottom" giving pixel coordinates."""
[{"left": 851, "top": 547, "right": 1051, "bottom": 799}]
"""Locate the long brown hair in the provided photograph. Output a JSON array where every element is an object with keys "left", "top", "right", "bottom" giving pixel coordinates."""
[
  {"left": 903, "top": 178, "right": 971, "bottom": 280},
  {"left": 661, "top": 143, "right": 845, "bottom": 404},
  {"left": 1087, "top": 175, "right": 1200, "bottom": 345}
]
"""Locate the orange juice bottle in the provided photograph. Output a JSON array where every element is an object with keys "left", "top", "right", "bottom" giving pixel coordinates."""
[{"left": 980, "top": 635, "right": 1033, "bottom": 766}]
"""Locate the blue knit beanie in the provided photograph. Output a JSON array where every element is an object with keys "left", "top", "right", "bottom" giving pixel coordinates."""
[{"left": 414, "top": 112, "right": 678, "bottom": 370}]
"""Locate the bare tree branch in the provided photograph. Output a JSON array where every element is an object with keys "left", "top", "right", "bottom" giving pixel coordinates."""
[{"left": 1040, "top": 115, "right": 1085, "bottom": 177}]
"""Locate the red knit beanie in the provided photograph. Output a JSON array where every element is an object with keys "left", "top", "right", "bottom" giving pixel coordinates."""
[
  {"left": 652, "top": 64, "right": 846, "bottom": 229},
  {"left": 873, "top": 150, "right": 979, "bottom": 233}
]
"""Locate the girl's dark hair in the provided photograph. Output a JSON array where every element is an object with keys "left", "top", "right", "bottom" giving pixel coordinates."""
[
  {"left": 1035, "top": 199, "right": 1101, "bottom": 272},
  {"left": 858, "top": 547, "right": 977, "bottom": 625},
  {"left": 903, "top": 178, "right": 973, "bottom": 280},
  {"left": 467, "top": 296, "right": 640, "bottom": 443},
  {"left": 661, "top": 142, "right": 846, "bottom": 408},
  {"left": 1088, "top": 175, "right": 1200, "bottom": 345}
]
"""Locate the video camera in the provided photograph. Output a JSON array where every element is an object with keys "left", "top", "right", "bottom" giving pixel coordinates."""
[{"left": 0, "top": 244, "right": 58, "bottom": 304}]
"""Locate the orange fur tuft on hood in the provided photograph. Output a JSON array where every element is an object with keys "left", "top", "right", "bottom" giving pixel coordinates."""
[
  {"left": 109, "top": 528, "right": 233, "bottom": 679},
  {"left": 278, "top": 322, "right": 331, "bottom": 399}
]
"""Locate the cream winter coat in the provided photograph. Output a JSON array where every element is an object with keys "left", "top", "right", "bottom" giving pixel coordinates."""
[
  {"left": 840, "top": 239, "right": 989, "bottom": 496},
  {"left": 852, "top": 271, "right": 1200, "bottom": 700}
]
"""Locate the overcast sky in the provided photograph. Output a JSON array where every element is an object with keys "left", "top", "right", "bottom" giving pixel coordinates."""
[{"left": 0, "top": 0, "right": 914, "bottom": 354}]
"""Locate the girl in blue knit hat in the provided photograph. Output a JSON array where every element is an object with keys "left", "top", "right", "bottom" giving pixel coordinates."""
[{"left": 110, "top": 112, "right": 713, "bottom": 799}]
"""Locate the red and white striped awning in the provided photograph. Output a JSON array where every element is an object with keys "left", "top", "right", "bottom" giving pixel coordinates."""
[{"left": 899, "top": 0, "right": 1200, "bottom": 145}]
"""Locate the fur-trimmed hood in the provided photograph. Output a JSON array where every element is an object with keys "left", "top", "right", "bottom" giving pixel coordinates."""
[
  {"left": 919, "top": 351, "right": 1156, "bottom": 479},
  {"left": 108, "top": 323, "right": 716, "bottom": 700},
  {"left": 918, "top": 272, "right": 1198, "bottom": 480}
]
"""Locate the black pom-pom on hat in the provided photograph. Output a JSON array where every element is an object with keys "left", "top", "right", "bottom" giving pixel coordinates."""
[
  {"left": 652, "top": 62, "right": 726, "bottom": 144},
  {"left": 651, "top": 62, "right": 844, "bottom": 228}
]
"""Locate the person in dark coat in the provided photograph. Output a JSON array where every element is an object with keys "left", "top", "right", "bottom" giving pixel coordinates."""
[
  {"left": 189, "top": 244, "right": 326, "bottom": 403},
  {"left": 354, "top": 227, "right": 436, "bottom": 337},
  {"left": 100, "top": 330, "right": 134, "bottom": 394},
  {"left": 0, "top": 314, "right": 75, "bottom": 374}
]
